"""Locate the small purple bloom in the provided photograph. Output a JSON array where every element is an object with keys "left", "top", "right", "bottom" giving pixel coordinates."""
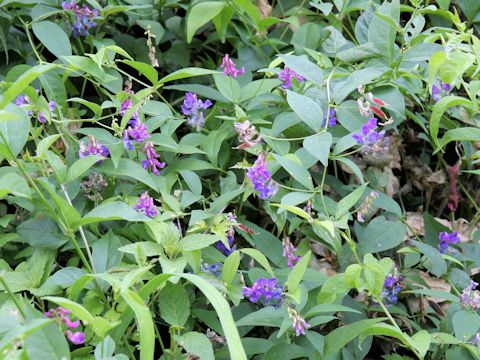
[
  {"left": 278, "top": 67, "right": 305, "bottom": 89},
  {"left": 352, "top": 118, "right": 389, "bottom": 154},
  {"left": 243, "top": 277, "right": 285, "bottom": 307},
  {"left": 327, "top": 108, "right": 337, "bottom": 127},
  {"left": 438, "top": 231, "right": 459, "bottom": 254},
  {"left": 37, "top": 112, "right": 47, "bottom": 123},
  {"left": 64, "top": 318, "right": 80, "bottom": 329},
  {"left": 15, "top": 94, "right": 33, "bottom": 116},
  {"left": 63, "top": 1, "right": 99, "bottom": 37},
  {"left": 282, "top": 238, "right": 300, "bottom": 268},
  {"left": 246, "top": 153, "right": 278, "bottom": 200},
  {"left": 460, "top": 280, "right": 480, "bottom": 309},
  {"left": 181, "top": 92, "right": 212, "bottom": 131},
  {"left": 431, "top": 82, "right": 451, "bottom": 102},
  {"left": 48, "top": 100, "right": 57, "bottom": 111},
  {"left": 123, "top": 118, "right": 150, "bottom": 149},
  {"left": 200, "top": 262, "right": 222, "bottom": 277},
  {"left": 221, "top": 54, "right": 245, "bottom": 78},
  {"left": 288, "top": 308, "right": 310, "bottom": 336},
  {"left": 134, "top": 191, "right": 157, "bottom": 218},
  {"left": 216, "top": 235, "right": 236, "bottom": 256},
  {"left": 66, "top": 330, "right": 85, "bottom": 345},
  {"left": 142, "top": 141, "right": 165, "bottom": 175},
  {"left": 78, "top": 136, "right": 109, "bottom": 159},
  {"left": 382, "top": 274, "right": 403, "bottom": 305}
]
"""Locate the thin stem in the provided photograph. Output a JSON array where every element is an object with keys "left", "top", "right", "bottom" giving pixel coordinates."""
[{"left": 0, "top": 272, "right": 26, "bottom": 318}]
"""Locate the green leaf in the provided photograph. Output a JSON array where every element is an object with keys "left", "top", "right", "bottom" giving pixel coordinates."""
[
  {"left": 36, "top": 134, "right": 61, "bottom": 158},
  {"left": 272, "top": 153, "right": 313, "bottom": 189},
  {"left": 335, "top": 184, "right": 367, "bottom": 218},
  {"left": 236, "top": 307, "right": 285, "bottom": 327},
  {"left": 324, "top": 318, "right": 387, "bottom": 356},
  {"left": 411, "top": 330, "right": 431, "bottom": 359},
  {"left": 270, "top": 203, "right": 311, "bottom": 220},
  {"left": 337, "top": 42, "right": 382, "bottom": 63},
  {"left": 279, "top": 54, "right": 323, "bottom": 84},
  {"left": 429, "top": 96, "right": 472, "bottom": 148},
  {"left": 317, "top": 273, "right": 350, "bottom": 304},
  {"left": 92, "top": 231, "right": 123, "bottom": 273},
  {"left": 176, "top": 332, "right": 214, "bottom": 360},
  {"left": 123, "top": 60, "right": 158, "bottom": 85},
  {"left": 305, "top": 304, "right": 360, "bottom": 318},
  {"left": 201, "top": 129, "right": 229, "bottom": 167},
  {"left": 32, "top": 21, "right": 71, "bottom": 59},
  {"left": 286, "top": 251, "right": 312, "bottom": 298},
  {"left": 179, "top": 234, "right": 220, "bottom": 251},
  {"left": 334, "top": 157, "right": 365, "bottom": 183},
  {"left": 73, "top": 201, "right": 151, "bottom": 227},
  {"left": 286, "top": 90, "right": 323, "bottom": 131},
  {"left": 239, "top": 249, "right": 275, "bottom": 276},
  {"left": 357, "top": 217, "right": 406, "bottom": 254},
  {"left": 333, "top": 67, "right": 385, "bottom": 104},
  {"left": 223, "top": 251, "right": 240, "bottom": 286},
  {"left": 367, "top": 0, "right": 399, "bottom": 62},
  {"left": 17, "top": 218, "right": 68, "bottom": 248},
  {"left": 159, "top": 68, "right": 220, "bottom": 84},
  {"left": 99, "top": 158, "right": 159, "bottom": 191},
  {"left": 214, "top": 74, "right": 241, "bottom": 103},
  {"left": 180, "top": 273, "right": 246, "bottom": 359},
  {"left": 67, "top": 97, "right": 102, "bottom": 118},
  {"left": 303, "top": 132, "right": 332, "bottom": 167},
  {"left": 66, "top": 155, "right": 104, "bottom": 182},
  {"left": 437, "top": 127, "right": 480, "bottom": 152},
  {"left": 158, "top": 282, "right": 191, "bottom": 327},
  {"left": 42, "top": 296, "right": 94, "bottom": 323},
  {"left": 240, "top": 78, "right": 281, "bottom": 102},
  {"left": 411, "top": 240, "right": 447, "bottom": 276},
  {"left": 186, "top": 1, "right": 225, "bottom": 43},
  {"left": 0, "top": 104, "right": 30, "bottom": 161},
  {"left": 0, "top": 173, "right": 30, "bottom": 198},
  {"left": 121, "top": 290, "right": 155, "bottom": 360},
  {"left": 25, "top": 320, "right": 71, "bottom": 360}
]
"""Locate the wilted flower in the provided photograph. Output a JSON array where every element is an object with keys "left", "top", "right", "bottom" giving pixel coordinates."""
[
  {"left": 243, "top": 277, "right": 285, "bottom": 307},
  {"left": 134, "top": 192, "right": 157, "bottom": 218},
  {"left": 142, "top": 142, "right": 165, "bottom": 175},
  {"left": 206, "top": 329, "right": 226, "bottom": 345},
  {"left": 278, "top": 67, "right": 305, "bottom": 89},
  {"left": 181, "top": 92, "right": 212, "bottom": 131},
  {"left": 145, "top": 27, "right": 159, "bottom": 68},
  {"left": 62, "top": 0, "right": 99, "bottom": 37},
  {"left": 200, "top": 262, "right": 222, "bottom": 277},
  {"left": 352, "top": 118, "right": 389, "bottom": 154},
  {"left": 431, "top": 82, "right": 451, "bottom": 102},
  {"left": 80, "top": 172, "right": 108, "bottom": 201},
  {"left": 246, "top": 153, "right": 278, "bottom": 200},
  {"left": 381, "top": 274, "right": 402, "bottom": 305},
  {"left": 357, "top": 191, "right": 379, "bottom": 223},
  {"left": 282, "top": 237, "right": 300, "bottom": 268},
  {"left": 79, "top": 136, "right": 109, "bottom": 158},
  {"left": 288, "top": 307, "right": 310, "bottom": 336},
  {"left": 234, "top": 120, "right": 262, "bottom": 148},
  {"left": 460, "top": 281, "right": 480, "bottom": 309},
  {"left": 221, "top": 54, "right": 245, "bottom": 78},
  {"left": 438, "top": 231, "right": 459, "bottom": 253}
]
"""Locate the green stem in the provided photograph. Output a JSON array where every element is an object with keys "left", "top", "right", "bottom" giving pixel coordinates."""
[{"left": 0, "top": 272, "right": 26, "bottom": 318}]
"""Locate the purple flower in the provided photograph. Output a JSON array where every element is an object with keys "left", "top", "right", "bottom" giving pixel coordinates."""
[
  {"left": 62, "top": 1, "right": 99, "bottom": 37},
  {"left": 288, "top": 308, "right": 310, "bottom": 336},
  {"left": 37, "top": 112, "right": 47, "bottom": 123},
  {"left": 246, "top": 153, "right": 278, "bottom": 200},
  {"left": 243, "top": 277, "right": 285, "bottom": 307},
  {"left": 200, "top": 262, "right": 222, "bottom": 277},
  {"left": 278, "top": 67, "right": 305, "bottom": 89},
  {"left": 141, "top": 142, "right": 165, "bottom": 175},
  {"left": 438, "top": 231, "right": 459, "bottom": 254},
  {"left": 282, "top": 238, "right": 300, "bottom": 268},
  {"left": 460, "top": 281, "right": 480, "bottom": 309},
  {"left": 181, "top": 92, "right": 213, "bottom": 131},
  {"left": 123, "top": 118, "right": 150, "bottom": 150},
  {"left": 48, "top": 100, "right": 56, "bottom": 111},
  {"left": 381, "top": 274, "right": 402, "bottom": 305},
  {"left": 327, "top": 108, "right": 337, "bottom": 127},
  {"left": 15, "top": 94, "right": 33, "bottom": 116},
  {"left": 79, "top": 136, "right": 109, "bottom": 158},
  {"left": 216, "top": 235, "right": 236, "bottom": 256},
  {"left": 221, "top": 54, "right": 245, "bottom": 78},
  {"left": 234, "top": 120, "right": 262, "bottom": 148},
  {"left": 134, "top": 192, "right": 157, "bottom": 218},
  {"left": 431, "top": 82, "right": 451, "bottom": 102},
  {"left": 472, "top": 333, "right": 480, "bottom": 346},
  {"left": 64, "top": 318, "right": 80, "bottom": 329},
  {"left": 352, "top": 118, "right": 389, "bottom": 154},
  {"left": 66, "top": 330, "right": 85, "bottom": 345}
]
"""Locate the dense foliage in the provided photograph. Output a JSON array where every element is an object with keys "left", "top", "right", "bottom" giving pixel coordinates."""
[{"left": 1, "top": 0, "right": 480, "bottom": 359}]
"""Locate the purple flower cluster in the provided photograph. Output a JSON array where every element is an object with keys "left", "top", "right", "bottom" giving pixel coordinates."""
[
  {"left": 288, "top": 308, "right": 310, "bottom": 336},
  {"left": 234, "top": 120, "right": 262, "bottom": 149},
  {"left": 327, "top": 108, "right": 337, "bottom": 127},
  {"left": 45, "top": 307, "right": 84, "bottom": 345},
  {"left": 134, "top": 192, "right": 157, "bottom": 218},
  {"left": 246, "top": 153, "right": 278, "bottom": 200},
  {"left": 243, "top": 277, "right": 285, "bottom": 307},
  {"left": 221, "top": 54, "right": 245, "bottom": 78},
  {"left": 460, "top": 281, "right": 480, "bottom": 309},
  {"left": 278, "top": 67, "right": 305, "bottom": 89},
  {"left": 282, "top": 237, "right": 300, "bottom": 268},
  {"left": 15, "top": 93, "right": 56, "bottom": 123},
  {"left": 431, "top": 82, "right": 451, "bottom": 102},
  {"left": 352, "top": 118, "right": 389, "bottom": 154},
  {"left": 216, "top": 213, "right": 237, "bottom": 256},
  {"left": 121, "top": 88, "right": 150, "bottom": 150},
  {"left": 381, "top": 274, "right": 402, "bottom": 305},
  {"left": 438, "top": 231, "right": 459, "bottom": 253},
  {"left": 181, "top": 92, "right": 213, "bottom": 131},
  {"left": 142, "top": 142, "right": 165, "bottom": 175},
  {"left": 79, "top": 136, "right": 109, "bottom": 159},
  {"left": 37, "top": 101, "right": 56, "bottom": 124},
  {"left": 62, "top": 1, "right": 99, "bottom": 37},
  {"left": 200, "top": 262, "right": 222, "bottom": 277}
]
